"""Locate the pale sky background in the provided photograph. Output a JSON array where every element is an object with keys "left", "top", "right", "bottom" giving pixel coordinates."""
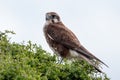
[{"left": 0, "top": 0, "right": 120, "bottom": 80}]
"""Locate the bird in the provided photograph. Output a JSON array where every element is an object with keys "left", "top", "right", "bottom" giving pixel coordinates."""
[{"left": 43, "top": 12, "right": 108, "bottom": 73}]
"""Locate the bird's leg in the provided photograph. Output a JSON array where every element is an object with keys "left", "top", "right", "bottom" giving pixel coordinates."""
[
  {"left": 59, "top": 57, "right": 63, "bottom": 64},
  {"left": 57, "top": 56, "right": 63, "bottom": 64}
]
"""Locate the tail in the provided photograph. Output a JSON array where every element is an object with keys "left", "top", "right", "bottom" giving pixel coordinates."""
[{"left": 74, "top": 45, "right": 108, "bottom": 72}]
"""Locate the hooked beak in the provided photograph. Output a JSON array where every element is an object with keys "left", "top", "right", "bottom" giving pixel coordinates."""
[{"left": 46, "top": 13, "right": 52, "bottom": 20}]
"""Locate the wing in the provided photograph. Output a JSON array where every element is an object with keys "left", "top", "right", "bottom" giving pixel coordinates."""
[
  {"left": 46, "top": 22, "right": 81, "bottom": 48},
  {"left": 46, "top": 22, "right": 90, "bottom": 58},
  {"left": 46, "top": 22, "right": 108, "bottom": 67},
  {"left": 46, "top": 22, "right": 94, "bottom": 58}
]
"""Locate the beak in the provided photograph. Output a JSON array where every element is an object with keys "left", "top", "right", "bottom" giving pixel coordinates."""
[{"left": 46, "top": 13, "right": 52, "bottom": 20}]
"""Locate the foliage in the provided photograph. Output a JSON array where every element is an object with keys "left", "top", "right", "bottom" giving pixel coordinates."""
[{"left": 0, "top": 30, "right": 110, "bottom": 80}]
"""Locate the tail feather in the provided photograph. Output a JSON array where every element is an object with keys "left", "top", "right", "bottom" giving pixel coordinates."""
[
  {"left": 73, "top": 45, "right": 108, "bottom": 72},
  {"left": 75, "top": 46, "right": 108, "bottom": 67},
  {"left": 77, "top": 53, "right": 103, "bottom": 73},
  {"left": 79, "top": 45, "right": 109, "bottom": 67}
]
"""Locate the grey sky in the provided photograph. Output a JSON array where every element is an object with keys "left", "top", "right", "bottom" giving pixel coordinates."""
[{"left": 0, "top": 0, "right": 120, "bottom": 79}]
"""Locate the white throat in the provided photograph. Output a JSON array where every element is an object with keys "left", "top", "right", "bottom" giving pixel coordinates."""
[{"left": 53, "top": 18, "right": 59, "bottom": 23}]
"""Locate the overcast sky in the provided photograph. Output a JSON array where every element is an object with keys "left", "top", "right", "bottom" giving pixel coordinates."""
[{"left": 0, "top": 0, "right": 120, "bottom": 80}]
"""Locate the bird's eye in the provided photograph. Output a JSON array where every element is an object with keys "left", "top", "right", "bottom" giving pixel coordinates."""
[{"left": 52, "top": 15, "right": 56, "bottom": 18}]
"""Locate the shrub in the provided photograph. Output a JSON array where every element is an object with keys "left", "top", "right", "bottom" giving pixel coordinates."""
[{"left": 0, "top": 30, "right": 109, "bottom": 80}]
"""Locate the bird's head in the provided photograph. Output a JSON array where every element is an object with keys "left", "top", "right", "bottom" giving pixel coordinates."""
[{"left": 45, "top": 12, "right": 60, "bottom": 23}]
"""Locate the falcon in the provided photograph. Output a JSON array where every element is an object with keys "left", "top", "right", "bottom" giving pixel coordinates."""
[{"left": 43, "top": 12, "right": 108, "bottom": 72}]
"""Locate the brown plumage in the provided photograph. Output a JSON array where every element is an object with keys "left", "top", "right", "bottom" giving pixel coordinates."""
[{"left": 43, "top": 12, "right": 108, "bottom": 73}]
